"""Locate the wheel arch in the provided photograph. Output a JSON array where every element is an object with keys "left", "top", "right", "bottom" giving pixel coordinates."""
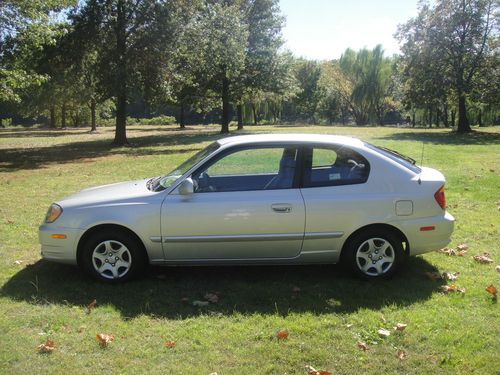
[
  {"left": 340, "top": 223, "right": 410, "bottom": 260},
  {"left": 76, "top": 223, "right": 149, "bottom": 266}
]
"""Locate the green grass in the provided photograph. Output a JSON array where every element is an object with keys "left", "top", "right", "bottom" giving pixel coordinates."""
[{"left": 0, "top": 124, "right": 499, "bottom": 374}]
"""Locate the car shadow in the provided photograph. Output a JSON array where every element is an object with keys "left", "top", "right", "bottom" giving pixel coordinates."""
[{"left": 1, "top": 257, "right": 443, "bottom": 319}]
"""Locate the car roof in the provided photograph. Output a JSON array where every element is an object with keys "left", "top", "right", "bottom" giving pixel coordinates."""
[{"left": 216, "top": 133, "right": 365, "bottom": 148}]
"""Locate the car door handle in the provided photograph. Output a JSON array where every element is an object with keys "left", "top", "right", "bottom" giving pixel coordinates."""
[{"left": 271, "top": 204, "right": 292, "bottom": 213}]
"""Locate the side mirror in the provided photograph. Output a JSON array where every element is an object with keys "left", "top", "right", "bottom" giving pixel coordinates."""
[{"left": 178, "top": 178, "right": 194, "bottom": 195}]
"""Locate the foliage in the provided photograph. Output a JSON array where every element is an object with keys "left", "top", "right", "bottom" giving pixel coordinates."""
[{"left": 397, "top": 0, "right": 497, "bottom": 132}]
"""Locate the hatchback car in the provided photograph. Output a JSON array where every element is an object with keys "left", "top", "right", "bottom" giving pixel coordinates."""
[{"left": 39, "top": 134, "right": 454, "bottom": 282}]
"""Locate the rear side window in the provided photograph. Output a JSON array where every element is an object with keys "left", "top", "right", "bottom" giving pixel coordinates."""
[{"left": 303, "top": 146, "right": 370, "bottom": 188}]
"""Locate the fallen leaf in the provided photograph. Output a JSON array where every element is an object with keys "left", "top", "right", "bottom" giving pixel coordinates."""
[
  {"left": 305, "top": 365, "right": 331, "bottom": 375},
  {"left": 397, "top": 350, "right": 406, "bottom": 361},
  {"left": 457, "top": 243, "right": 468, "bottom": 251},
  {"left": 485, "top": 284, "right": 497, "bottom": 296},
  {"left": 473, "top": 254, "right": 493, "bottom": 264},
  {"left": 96, "top": 333, "right": 114, "bottom": 347},
  {"left": 5, "top": 220, "right": 14, "bottom": 225},
  {"left": 164, "top": 340, "right": 176, "bottom": 348},
  {"left": 425, "top": 271, "right": 442, "bottom": 280},
  {"left": 438, "top": 247, "right": 455, "bottom": 256},
  {"left": 37, "top": 339, "right": 55, "bottom": 353},
  {"left": 440, "top": 284, "right": 465, "bottom": 294},
  {"left": 192, "top": 300, "right": 209, "bottom": 307},
  {"left": 86, "top": 299, "right": 97, "bottom": 314},
  {"left": 209, "top": 373, "right": 218, "bottom": 375},
  {"left": 14, "top": 260, "right": 23, "bottom": 265},
  {"left": 442, "top": 272, "right": 459, "bottom": 281},
  {"left": 394, "top": 323, "right": 407, "bottom": 331},
  {"left": 357, "top": 341, "right": 369, "bottom": 351},
  {"left": 204, "top": 293, "right": 219, "bottom": 304},
  {"left": 496, "top": 265, "right": 500, "bottom": 273},
  {"left": 378, "top": 328, "right": 391, "bottom": 338},
  {"left": 346, "top": 323, "right": 353, "bottom": 328},
  {"left": 276, "top": 330, "right": 289, "bottom": 339}
]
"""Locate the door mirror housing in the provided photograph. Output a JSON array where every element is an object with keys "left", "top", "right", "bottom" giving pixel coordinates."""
[{"left": 178, "top": 178, "right": 194, "bottom": 195}]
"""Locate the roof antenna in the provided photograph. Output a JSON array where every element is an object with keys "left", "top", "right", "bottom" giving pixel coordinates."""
[{"left": 417, "top": 139, "right": 424, "bottom": 185}]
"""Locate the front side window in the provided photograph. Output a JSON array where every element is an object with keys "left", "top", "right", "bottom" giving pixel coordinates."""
[
  {"left": 192, "top": 146, "right": 298, "bottom": 192},
  {"left": 304, "top": 146, "right": 370, "bottom": 188}
]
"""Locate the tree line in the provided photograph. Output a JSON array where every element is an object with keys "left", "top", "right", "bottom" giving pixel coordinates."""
[{"left": 0, "top": 0, "right": 498, "bottom": 145}]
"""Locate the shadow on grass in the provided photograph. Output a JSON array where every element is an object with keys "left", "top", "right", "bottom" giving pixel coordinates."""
[
  {"left": 1, "top": 258, "right": 442, "bottom": 319},
  {"left": 0, "top": 129, "right": 222, "bottom": 172},
  {"left": 375, "top": 129, "right": 500, "bottom": 145}
]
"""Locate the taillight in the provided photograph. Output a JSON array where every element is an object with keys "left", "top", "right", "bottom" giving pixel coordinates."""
[{"left": 434, "top": 185, "right": 446, "bottom": 209}]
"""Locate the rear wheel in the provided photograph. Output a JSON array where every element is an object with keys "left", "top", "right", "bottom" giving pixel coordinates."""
[
  {"left": 80, "top": 230, "right": 146, "bottom": 283},
  {"left": 345, "top": 230, "right": 404, "bottom": 279}
]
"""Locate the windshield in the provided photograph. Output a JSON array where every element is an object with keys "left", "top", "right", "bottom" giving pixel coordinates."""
[
  {"left": 365, "top": 143, "right": 421, "bottom": 173},
  {"left": 150, "top": 142, "right": 220, "bottom": 191}
]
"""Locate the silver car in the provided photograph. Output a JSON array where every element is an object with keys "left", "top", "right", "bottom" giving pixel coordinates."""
[{"left": 39, "top": 134, "right": 454, "bottom": 283}]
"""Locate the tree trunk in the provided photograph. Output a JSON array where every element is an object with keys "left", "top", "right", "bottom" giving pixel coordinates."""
[
  {"left": 179, "top": 102, "right": 186, "bottom": 129},
  {"left": 0, "top": 118, "right": 3, "bottom": 128},
  {"left": 428, "top": 106, "right": 433, "bottom": 127},
  {"left": 220, "top": 76, "right": 230, "bottom": 134},
  {"left": 113, "top": 0, "right": 129, "bottom": 145},
  {"left": 252, "top": 103, "right": 258, "bottom": 125},
  {"left": 457, "top": 94, "right": 471, "bottom": 133},
  {"left": 90, "top": 98, "right": 96, "bottom": 131},
  {"left": 436, "top": 108, "right": 440, "bottom": 127},
  {"left": 412, "top": 111, "right": 416, "bottom": 127},
  {"left": 61, "top": 102, "right": 67, "bottom": 129},
  {"left": 237, "top": 104, "right": 243, "bottom": 130},
  {"left": 478, "top": 109, "right": 482, "bottom": 127},
  {"left": 443, "top": 103, "right": 449, "bottom": 128},
  {"left": 451, "top": 110, "right": 456, "bottom": 128},
  {"left": 49, "top": 106, "right": 56, "bottom": 128}
]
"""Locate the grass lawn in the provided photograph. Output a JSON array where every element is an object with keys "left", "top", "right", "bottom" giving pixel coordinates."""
[{"left": 0, "top": 124, "right": 499, "bottom": 374}]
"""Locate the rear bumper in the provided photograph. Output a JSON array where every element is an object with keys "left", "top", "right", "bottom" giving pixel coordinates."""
[
  {"left": 38, "top": 224, "right": 83, "bottom": 265},
  {"left": 390, "top": 211, "right": 455, "bottom": 256}
]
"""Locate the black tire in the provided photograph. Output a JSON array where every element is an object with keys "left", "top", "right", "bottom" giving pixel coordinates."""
[
  {"left": 344, "top": 229, "right": 404, "bottom": 279},
  {"left": 79, "top": 230, "right": 147, "bottom": 283}
]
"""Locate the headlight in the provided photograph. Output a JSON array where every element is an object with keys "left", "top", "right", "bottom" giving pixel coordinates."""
[{"left": 45, "top": 204, "right": 63, "bottom": 223}]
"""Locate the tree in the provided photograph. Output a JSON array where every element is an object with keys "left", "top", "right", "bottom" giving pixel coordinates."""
[
  {"left": 0, "top": 1, "right": 75, "bottom": 105},
  {"left": 397, "top": 0, "right": 496, "bottom": 133},
  {"left": 69, "top": 0, "right": 176, "bottom": 145},
  {"left": 189, "top": 2, "right": 248, "bottom": 133},
  {"left": 292, "top": 59, "right": 322, "bottom": 123}
]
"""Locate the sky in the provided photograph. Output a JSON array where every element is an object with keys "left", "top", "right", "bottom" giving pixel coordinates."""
[{"left": 279, "top": 0, "right": 421, "bottom": 60}]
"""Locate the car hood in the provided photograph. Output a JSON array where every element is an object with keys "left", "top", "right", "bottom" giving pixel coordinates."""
[{"left": 57, "top": 179, "right": 155, "bottom": 208}]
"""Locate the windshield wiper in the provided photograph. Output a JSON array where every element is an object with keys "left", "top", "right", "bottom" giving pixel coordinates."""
[{"left": 377, "top": 146, "right": 416, "bottom": 165}]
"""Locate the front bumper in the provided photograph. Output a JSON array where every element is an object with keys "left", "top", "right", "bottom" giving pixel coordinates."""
[
  {"left": 390, "top": 211, "right": 455, "bottom": 256},
  {"left": 38, "top": 224, "right": 83, "bottom": 265}
]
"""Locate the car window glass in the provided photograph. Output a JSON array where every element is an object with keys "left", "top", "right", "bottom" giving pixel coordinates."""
[
  {"left": 312, "top": 148, "right": 337, "bottom": 167},
  {"left": 193, "top": 147, "right": 298, "bottom": 192},
  {"left": 304, "top": 146, "right": 369, "bottom": 188}
]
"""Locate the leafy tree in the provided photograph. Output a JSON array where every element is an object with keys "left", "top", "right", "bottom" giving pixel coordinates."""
[
  {"left": 397, "top": 0, "right": 496, "bottom": 132},
  {"left": 69, "top": 0, "right": 176, "bottom": 144}
]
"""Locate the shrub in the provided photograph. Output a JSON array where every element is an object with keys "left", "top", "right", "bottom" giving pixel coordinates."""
[{"left": 139, "top": 115, "right": 177, "bottom": 125}]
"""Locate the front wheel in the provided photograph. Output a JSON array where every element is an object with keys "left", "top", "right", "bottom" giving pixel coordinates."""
[
  {"left": 345, "top": 230, "right": 404, "bottom": 279},
  {"left": 80, "top": 230, "right": 146, "bottom": 283}
]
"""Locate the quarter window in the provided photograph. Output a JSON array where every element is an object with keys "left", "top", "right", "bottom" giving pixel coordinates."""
[{"left": 304, "top": 146, "right": 370, "bottom": 187}]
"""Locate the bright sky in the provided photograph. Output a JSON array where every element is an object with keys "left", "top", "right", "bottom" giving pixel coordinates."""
[{"left": 279, "top": 0, "right": 420, "bottom": 60}]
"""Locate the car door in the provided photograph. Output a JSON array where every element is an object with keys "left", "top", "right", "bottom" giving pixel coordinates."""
[
  {"left": 299, "top": 145, "right": 371, "bottom": 260},
  {"left": 161, "top": 144, "right": 306, "bottom": 260}
]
